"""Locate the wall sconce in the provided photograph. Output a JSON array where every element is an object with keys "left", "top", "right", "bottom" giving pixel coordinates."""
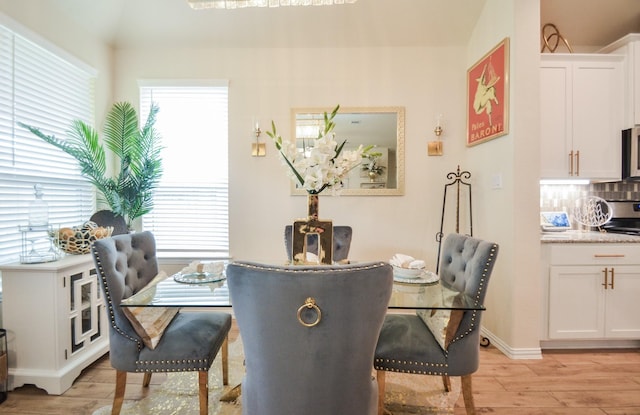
[
  {"left": 427, "top": 114, "right": 443, "bottom": 156},
  {"left": 251, "top": 122, "right": 266, "bottom": 157}
]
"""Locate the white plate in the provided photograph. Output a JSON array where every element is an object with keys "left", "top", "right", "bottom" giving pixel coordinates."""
[
  {"left": 174, "top": 272, "right": 225, "bottom": 284},
  {"left": 392, "top": 265, "right": 424, "bottom": 279},
  {"left": 394, "top": 270, "right": 439, "bottom": 285}
]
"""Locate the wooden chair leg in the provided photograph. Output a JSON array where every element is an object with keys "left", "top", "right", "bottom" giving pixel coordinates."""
[
  {"left": 112, "top": 370, "right": 127, "bottom": 415},
  {"left": 376, "top": 370, "right": 386, "bottom": 415},
  {"left": 442, "top": 374, "right": 451, "bottom": 392},
  {"left": 461, "top": 374, "right": 476, "bottom": 415},
  {"left": 221, "top": 335, "right": 229, "bottom": 385},
  {"left": 199, "top": 370, "right": 209, "bottom": 415},
  {"left": 142, "top": 372, "right": 152, "bottom": 387}
]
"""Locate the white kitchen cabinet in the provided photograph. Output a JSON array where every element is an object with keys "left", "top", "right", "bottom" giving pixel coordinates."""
[
  {"left": 542, "top": 244, "right": 640, "bottom": 342},
  {"left": 540, "top": 54, "right": 624, "bottom": 180},
  {"left": 600, "top": 33, "right": 640, "bottom": 127},
  {"left": 0, "top": 255, "right": 109, "bottom": 394}
]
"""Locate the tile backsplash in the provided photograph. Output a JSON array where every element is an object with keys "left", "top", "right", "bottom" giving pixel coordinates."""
[{"left": 540, "top": 181, "right": 640, "bottom": 213}]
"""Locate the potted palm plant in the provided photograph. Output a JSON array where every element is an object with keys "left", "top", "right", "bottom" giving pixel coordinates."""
[{"left": 18, "top": 101, "right": 163, "bottom": 228}]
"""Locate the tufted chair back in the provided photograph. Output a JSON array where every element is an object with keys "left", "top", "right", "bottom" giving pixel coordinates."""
[
  {"left": 284, "top": 225, "right": 353, "bottom": 262},
  {"left": 438, "top": 232, "right": 497, "bottom": 353},
  {"left": 227, "top": 261, "right": 393, "bottom": 415}
]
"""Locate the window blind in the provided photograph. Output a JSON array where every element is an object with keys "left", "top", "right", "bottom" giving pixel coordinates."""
[
  {"left": 0, "top": 24, "right": 96, "bottom": 265},
  {"left": 139, "top": 83, "right": 229, "bottom": 256}
]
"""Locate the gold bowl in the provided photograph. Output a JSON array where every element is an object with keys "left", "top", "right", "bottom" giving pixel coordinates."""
[{"left": 50, "top": 221, "right": 113, "bottom": 255}]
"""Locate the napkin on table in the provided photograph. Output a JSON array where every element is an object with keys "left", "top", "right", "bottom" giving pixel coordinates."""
[
  {"left": 181, "top": 260, "right": 224, "bottom": 275},
  {"left": 390, "top": 253, "right": 426, "bottom": 269}
]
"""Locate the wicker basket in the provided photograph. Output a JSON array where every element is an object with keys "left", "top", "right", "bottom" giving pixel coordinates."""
[{"left": 50, "top": 221, "right": 113, "bottom": 255}]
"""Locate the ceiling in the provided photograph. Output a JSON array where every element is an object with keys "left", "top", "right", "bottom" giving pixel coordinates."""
[
  {"left": 9, "top": 0, "right": 640, "bottom": 50},
  {"left": 540, "top": 0, "right": 640, "bottom": 51},
  {"left": 45, "top": 0, "right": 488, "bottom": 49}
]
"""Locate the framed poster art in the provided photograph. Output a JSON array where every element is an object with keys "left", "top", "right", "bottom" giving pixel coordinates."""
[{"left": 466, "top": 37, "right": 510, "bottom": 146}]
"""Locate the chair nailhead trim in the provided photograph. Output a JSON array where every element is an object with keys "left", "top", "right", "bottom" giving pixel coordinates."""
[
  {"left": 136, "top": 358, "right": 209, "bottom": 365},
  {"left": 374, "top": 358, "right": 449, "bottom": 375},
  {"left": 374, "top": 358, "right": 447, "bottom": 371},
  {"left": 92, "top": 245, "right": 144, "bottom": 351},
  {"left": 136, "top": 358, "right": 210, "bottom": 371},
  {"left": 234, "top": 261, "right": 387, "bottom": 274}
]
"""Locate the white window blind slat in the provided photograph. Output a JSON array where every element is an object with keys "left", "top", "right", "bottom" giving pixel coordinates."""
[
  {"left": 0, "top": 23, "right": 96, "bottom": 265},
  {"left": 140, "top": 84, "right": 229, "bottom": 256}
]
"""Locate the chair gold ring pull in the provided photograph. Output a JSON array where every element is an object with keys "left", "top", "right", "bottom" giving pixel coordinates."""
[{"left": 297, "top": 297, "right": 321, "bottom": 327}]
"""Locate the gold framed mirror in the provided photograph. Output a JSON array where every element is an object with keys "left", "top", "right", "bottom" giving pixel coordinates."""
[{"left": 290, "top": 106, "right": 405, "bottom": 196}]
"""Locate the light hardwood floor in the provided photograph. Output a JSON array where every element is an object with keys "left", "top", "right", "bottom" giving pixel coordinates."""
[{"left": 1, "top": 330, "right": 639, "bottom": 415}]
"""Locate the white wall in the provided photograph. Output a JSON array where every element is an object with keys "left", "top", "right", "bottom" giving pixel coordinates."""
[
  {"left": 113, "top": 45, "right": 471, "bottom": 267},
  {"left": 465, "top": 0, "right": 542, "bottom": 356}
]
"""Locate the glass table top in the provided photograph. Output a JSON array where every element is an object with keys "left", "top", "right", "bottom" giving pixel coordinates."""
[{"left": 120, "top": 269, "right": 484, "bottom": 311}]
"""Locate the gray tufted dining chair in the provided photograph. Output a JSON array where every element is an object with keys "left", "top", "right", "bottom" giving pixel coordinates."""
[
  {"left": 91, "top": 231, "right": 232, "bottom": 415},
  {"left": 284, "top": 225, "right": 353, "bottom": 263},
  {"left": 374, "top": 233, "right": 499, "bottom": 415},
  {"left": 226, "top": 261, "right": 393, "bottom": 415}
]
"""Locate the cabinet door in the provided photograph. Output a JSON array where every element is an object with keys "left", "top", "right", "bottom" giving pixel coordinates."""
[
  {"left": 70, "top": 267, "right": 107, "bottom": 356},
  {"left": 540, "top": 62, "right": 572, "bottom": 178},
  {"left": 540, "top": 55, "right": 624, "bottom": 180},
  {"left": 605, "top": 265, "right": 640, "bottom": 338},
  {"left": 572, "top": 60, "right": 624, "bottom": 180},
  {"left": 632, "top": 41, "right": 640, "bottom": 126},
  {"left": 549, "top": 266, "right": 605, "bottom": 339}
]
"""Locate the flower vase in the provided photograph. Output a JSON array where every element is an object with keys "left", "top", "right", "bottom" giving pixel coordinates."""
[{"left": 291, "top": 194, "right": 333, "bottom": 265}]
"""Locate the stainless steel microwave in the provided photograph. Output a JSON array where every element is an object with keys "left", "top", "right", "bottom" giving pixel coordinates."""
[{"left": 622, "top": 127, "right": 640, "bottom": 180}]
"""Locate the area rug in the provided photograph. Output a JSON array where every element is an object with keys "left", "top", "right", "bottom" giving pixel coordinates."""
[{"left": 92, "top": 336, "right": 460, "bottom": 415}]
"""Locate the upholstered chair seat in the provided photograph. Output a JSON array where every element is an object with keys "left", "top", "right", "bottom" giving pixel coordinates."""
[
  {"left": 226, "top": 261, "right": 393, "bottom": 415},
  {"left": 92, "top": 231, "right": 232, "bottom": 415},
  {"left": 374, "top": 233, "right": 499, "bottom": 415}
]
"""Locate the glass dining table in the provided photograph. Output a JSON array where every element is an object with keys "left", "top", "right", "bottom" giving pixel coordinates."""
[{"left": 120, "top": 265, "right": 485, "bottom": 312}]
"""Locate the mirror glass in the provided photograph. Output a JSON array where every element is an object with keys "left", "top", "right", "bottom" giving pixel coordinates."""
[{"left": 290, "top": 106, "right": 405, "bottom": 196}]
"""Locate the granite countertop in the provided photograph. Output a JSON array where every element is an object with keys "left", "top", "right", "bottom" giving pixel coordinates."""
[{"left": 541, "top": 230, "right": 640, "bottom": 243}]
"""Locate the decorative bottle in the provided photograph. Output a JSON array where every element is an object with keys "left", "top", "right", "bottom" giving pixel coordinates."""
[{"left": 28, "top": 184, "right": 49, "bottom": 229}]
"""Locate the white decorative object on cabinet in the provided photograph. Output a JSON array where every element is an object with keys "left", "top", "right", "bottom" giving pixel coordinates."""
[
  {"left": 541, "top": 244, "right": 640, "bottom": 344},
  {"left": 600, "top": 33, "right": 640, "bottom": 127},
  {"left": 540, "top": 54, "right": 625, "bottom": 180},
  {"left": 0, "top": 254, "right": 108, "bottom": 394}
]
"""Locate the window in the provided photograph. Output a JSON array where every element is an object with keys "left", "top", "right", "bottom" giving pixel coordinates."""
[
  {"left": 139, "top": 82, "right": 229, "bottom": 257},
  {"left": 0, "top": 23, "right": 96, "bottom": 265}
]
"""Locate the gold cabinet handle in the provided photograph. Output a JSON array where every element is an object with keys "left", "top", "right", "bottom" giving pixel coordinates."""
[
  {"left": 575, "top": 150, "right": 580, "bottom": 176},
  {"left": 610, "top": 268, "right": 615, "bottom": 289},
  {"left": 602, "top": 268, "right": 609, "bottom": 289},
  {"left": 569, "top": 150, "right": 574, "bottom": 176}
]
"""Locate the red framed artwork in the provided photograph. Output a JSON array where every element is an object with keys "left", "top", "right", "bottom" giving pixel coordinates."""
[{"left": 466, "top": 37, "right": 509, "bottom": 146}]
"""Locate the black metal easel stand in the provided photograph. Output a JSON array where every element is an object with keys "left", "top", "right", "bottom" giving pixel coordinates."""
[
  {"left": 435, "top": 165, "right": 473, "bottom": 273},
  {"left": 434, "top": 166, "right": 490, "bottom": 348}
]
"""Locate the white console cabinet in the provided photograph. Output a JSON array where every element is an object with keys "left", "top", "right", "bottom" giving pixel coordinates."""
[
  {"left": 541, "top": 244, "right": 640, "bottom": 344},
  {"left": 0, "top": 254, "right": 109, "bottom": 394}
]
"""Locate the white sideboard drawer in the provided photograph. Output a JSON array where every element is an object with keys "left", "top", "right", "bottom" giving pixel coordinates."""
[{"left": 547, "top": 244, "right": 640, "bottom": 266}]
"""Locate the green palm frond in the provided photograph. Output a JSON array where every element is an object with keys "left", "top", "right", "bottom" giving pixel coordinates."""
[{"left": 19, "top": 101, "right": 163, "bottom": 227}]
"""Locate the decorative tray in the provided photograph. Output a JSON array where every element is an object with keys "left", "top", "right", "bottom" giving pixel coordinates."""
[
  {"left": 173, "top": 272, "right": 225, "bottom": 284},
  {"left": 393, "top": 270, "right": 440, "bottom": 285}
]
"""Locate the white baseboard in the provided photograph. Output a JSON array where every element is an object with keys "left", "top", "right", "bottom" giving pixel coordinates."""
[
  {"left": 480, "top": 326, "right": 543, "bottom": 360},
  {"left": 540, "top": 339, "right": 640, "bottom": 349}
]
